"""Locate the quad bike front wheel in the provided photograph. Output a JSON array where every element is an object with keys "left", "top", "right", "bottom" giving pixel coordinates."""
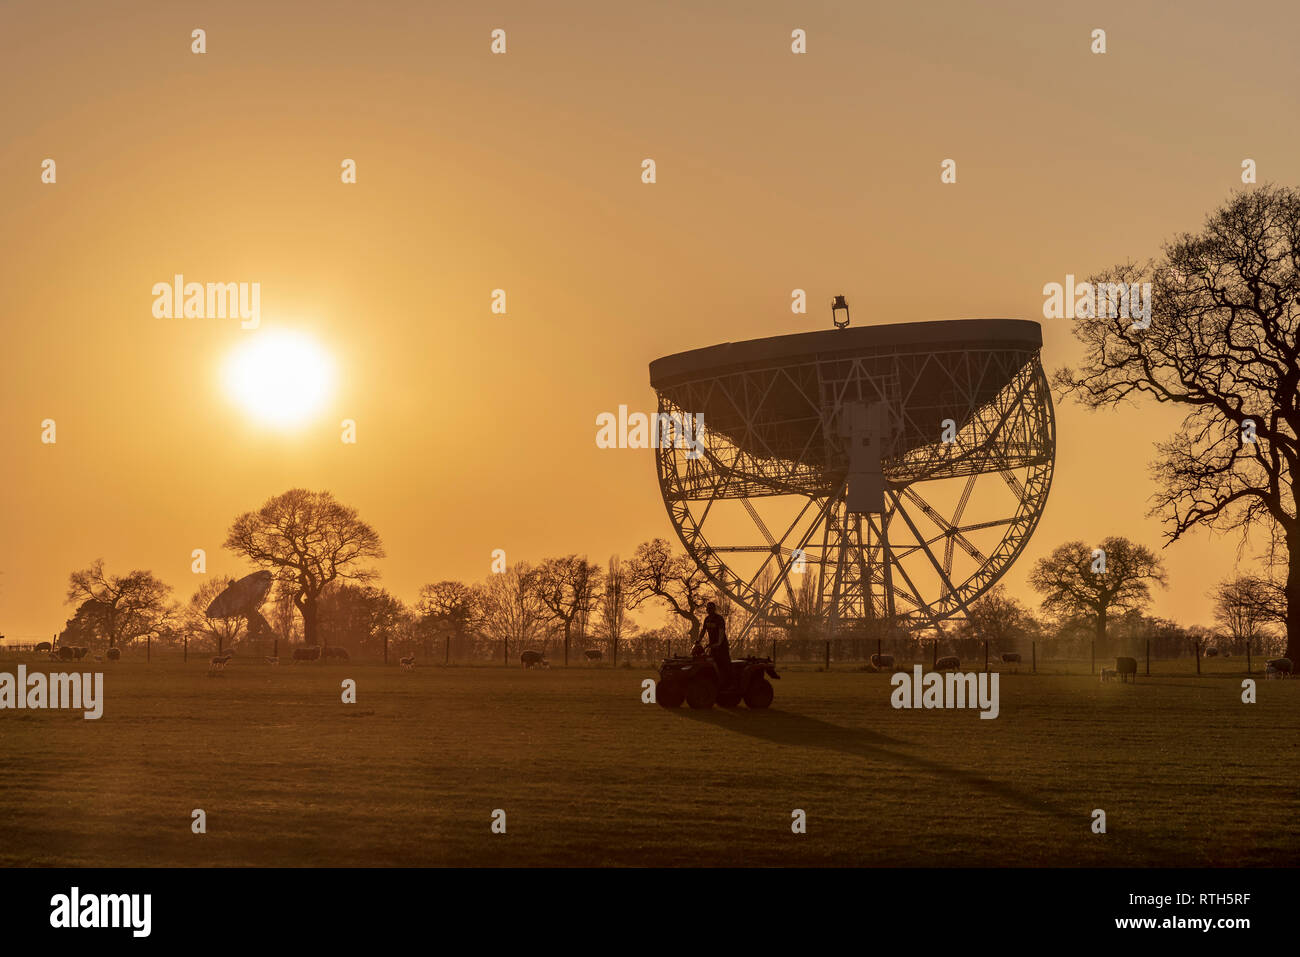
[
  {"left": 744, "top": 678, "right": 774, "bottom": 709},
  {"left": 686, "top": 673, "right": 718, "bottom": 710},
  {"left": 657, "top": 678, "right": 686, "bottom": 708}
]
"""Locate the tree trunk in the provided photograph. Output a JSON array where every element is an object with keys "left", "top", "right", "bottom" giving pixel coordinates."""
[
  {"left": 303, "top": 597, "right": 320, "bottom": 652},
  {"left": 563, "top": 620, "right": 571, "bottom": 666},
  {"left": 1287, "top": 534, "right": 1300, "bottom": 662},
  {"left": 1096, "top": 607, "right": 1108, "bottom": 656}
]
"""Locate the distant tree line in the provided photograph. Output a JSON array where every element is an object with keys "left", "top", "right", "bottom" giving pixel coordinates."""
[{"left": 54, "top": 491, "right": 1289, "bottom": 664}]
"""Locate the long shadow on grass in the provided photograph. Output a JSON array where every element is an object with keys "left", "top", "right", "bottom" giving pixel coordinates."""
[{"left": 678, "top": 708, "right": 1077, "bottom": 822}]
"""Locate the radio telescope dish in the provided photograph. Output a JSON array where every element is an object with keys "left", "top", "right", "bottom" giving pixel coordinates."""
[
  {"left": 205, "top": 570, "right": 275, "bottom": 640},
  {"left": 648, "top": 318, "right": 1055, "bottom": 635}
]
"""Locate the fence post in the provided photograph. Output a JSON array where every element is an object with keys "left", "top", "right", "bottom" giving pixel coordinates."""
[
  {"left": 147, "top": 634, "right": 151, "bottom": 663},
  {"left": 183, "top": 634, "right": 188, "bottom": 664},
  {"left": 1195, "top": 640, "right": 1201, "bottom": 675},
  {"left": 1090, "top": 641, "right": 1095, "bottom": 675},
  {"left": 932, "top": 640, "right": 937, "bottom": 669},
  {"left": 1146, "top": 639, "right": 1150, "bottom": 676},
  {"left": 877, "top": 638, "right": 882, "bottom": 664},
  {"left": 445, "top": 633, "right": 450, "bottom": 666},
  {"left": 384, "top": 633, "right": 389, "bottom": 665},
  {"left": 771, "top": 638, "right": 776, "bottom": 663},
  {"left": 1246, "top": 639, "right": 1251, "bottom": 674},
  {"left": 824, "top": 640, "right": 830, "bottom": 671},
  {"left": 984, "top": 640, "right": 989, "bottom": 673},
  {"left": 1032, "top": 640, "right": 1036, "bottom": 674}
]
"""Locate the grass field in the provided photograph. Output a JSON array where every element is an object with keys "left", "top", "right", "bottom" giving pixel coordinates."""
[{"left": 1, "top": 657, "right": 1296, "bottom": 867}]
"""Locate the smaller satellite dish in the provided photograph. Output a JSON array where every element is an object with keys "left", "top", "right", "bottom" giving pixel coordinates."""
[{"left": 205, "top": 571, "right": 273, "bottom": 619}]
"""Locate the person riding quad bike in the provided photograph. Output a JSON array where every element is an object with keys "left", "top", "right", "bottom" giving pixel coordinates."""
[{"left": 693, "top": 602, "right": 733, "bottom": 689}]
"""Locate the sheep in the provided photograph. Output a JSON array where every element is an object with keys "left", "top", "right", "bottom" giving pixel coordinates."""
[
  {"left": 34, "top": 641, "right": 51, "bottom": 654},
  {"left": 106, "top": 647, "right": 121, "bottom": 662},
  {"left": 520, "top": 650, "right": 549, "bottom": 670},
  {"left": 933, "top": 655, "right": 960, "bottom": 672},
  {"left": 1115, "top": 657, "right": 1138, "bottom": 683},
  {"left": 870, "top": 653, "right": 895, "bottom": 670},
  {"left": 1100, "top": 668, "right": 1117, "bottom": 683},
  {"left": 583, "top": 649, "right": 602, "bottom": 662},
  {"left": 1205, "top": 647, "right": 1219, "bottom": 658},
  {"left": 399, "top": 654, "right": 416, "bottom": 671},
  {"left": 264, "top": 656, "right": 279, "bottom": 666},
  {"left": 1000, "top": 653, "right": 1021, "bottom": 664},
  {"left": 1266, "top": 658, "right": 1292, "bottom": 678},
  {"left": 292, "top": 646, "right": 322, "bottom": 662},
  {"left": 324, "top": 647, "right": 350, "bottom": 661},
  {"left": 208, "top": 652, "right": 234, "bottom": 671}
]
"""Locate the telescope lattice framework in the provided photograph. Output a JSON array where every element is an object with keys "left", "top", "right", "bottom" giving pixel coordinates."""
[{"left": 648, "top": 319, "right": 1055, "bottom": 635}]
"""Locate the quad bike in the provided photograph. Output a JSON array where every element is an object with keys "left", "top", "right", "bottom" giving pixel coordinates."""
[{"left": 656, "top": 650, "right": 779, "bottom": 710}]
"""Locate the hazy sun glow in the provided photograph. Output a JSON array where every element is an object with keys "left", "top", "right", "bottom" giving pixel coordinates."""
[{"left": 222, "top": 330, "right": 335, "bottom": 428}]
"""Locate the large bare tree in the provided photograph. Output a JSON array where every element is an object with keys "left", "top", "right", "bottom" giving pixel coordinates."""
[
  {"left": 625, "top": 539, "right": 714, "bottom": 644},
  {"left": 1028, "top": 537, "right": 1167, "bottom": 647},
  {"left": 534, "top": 555, "right": 600, "bottom": 666},
  {"left": 65, "top": 560, "right": 175, "bottom": 649},
  {"left": 1055, "top": 186, "right": 1300, "bottom": 660},
  {"left": 224, "top": 489, "right": 384, "bottom": 652}
]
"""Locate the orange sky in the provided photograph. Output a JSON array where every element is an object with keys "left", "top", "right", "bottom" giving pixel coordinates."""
[{"left": 2, "top": 0, "right": 1299, "bottom": 639}]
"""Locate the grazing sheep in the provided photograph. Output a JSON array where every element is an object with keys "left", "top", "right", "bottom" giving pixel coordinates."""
[
  {"left": 264, "top": 656, "right": 279, "bottom": 666},
  {"left": 520, "top": 649, "right": 549, "bottom": 670},
  {"left": 207, "top": 652, "right": 234, "bottom": 675},
  {"left": 1115, "top": 657, "right": 1138, "bottom": 683},
  {"left": 933, "top": 655, "right": 960, "bottom": 672},
  {"left": 34, "top": 641, "right": 51, "bottom": 654},
  {"left": 870, "top": 653, "right": 895, "bottom": 670},
  {"left": 399, "top": 653, "right": 416, "bottom": 671},
  {"left": 1001, "top": 653, "right": 1021, "bottom": 664},
  {"left": 106, "top": 647, "right": 121, "bottom": 662},
  {"left": 56, "top": 646, "right": 89, "bottom": 661},
  {"left": 1100, "top": 668, "right": 1117, "bottom": 683},
  {"left": 292, "top": 646, "right": 322, "bottom": 662},
  {"left": 324, "top": 647, "right": 350, "bottom": 661},
  {"left": 1205, "top": 647, "right": 1219, "bottom": 658},
  {"left": 583, "top": 649, "right": 602, "bottom": 662},
  {"left": 92, "top": 655, "right": 103, "bottom": 663},
  {"left": 1266, "top": 658, "right": 1293, "bottom": 678}
]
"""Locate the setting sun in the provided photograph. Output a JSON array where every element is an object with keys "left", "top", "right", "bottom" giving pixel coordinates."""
[{"left": 221, "top": 330, "right": 335, "bottom": 428}]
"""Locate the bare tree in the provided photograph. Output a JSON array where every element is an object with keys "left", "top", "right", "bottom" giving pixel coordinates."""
[
  {"left": 597, "top": 555, "right": 635, "bottom": 664},
  {"left": 416, "top": 580, "right": 480, "bottom": 661},
  {"left": 957, "top": 585, "right": 1030, "bottom": 650},
  {"left": 1028, "top": 537, "right": 1167, "bottom": 648},
  {"left": 1212, "top": 575, "right": 1282, "bottom": 654},
  {"left": 224, "top": 489, "right": 384, "bottom": 653},
  {"left": 187, "top": 575, "right": 246, "bottom": 653},
  {"left": 625, "top": 539, "right": 713, "bottom": 644},
  {"left": 1055, "top": 186, "right": 1300, "bottom": 660},
  {"left": 65, "top": 560, "right": 175, "bottom": 649},
  {"left": 534, "top": 555, "right": 600, "bottom": 666},
  {"left": 480, "top": 562, "right": 545, "bottom": 663}
]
